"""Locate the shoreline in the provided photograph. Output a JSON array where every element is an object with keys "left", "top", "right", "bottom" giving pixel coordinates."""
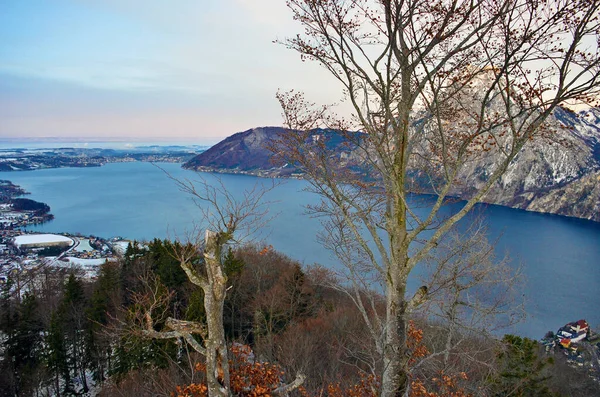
[
  {"left": 1, "top": 161, "right": 599, "bottom": 342},
  {"left": 0, "top": 180, "right": 54, "bottom": 228},
  {"left": 183, "top": 165, "right": 600, "bottom": 225}
]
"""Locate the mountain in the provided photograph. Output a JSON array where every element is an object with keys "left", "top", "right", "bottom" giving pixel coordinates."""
[
  {"left": 183, "top": 109, "right": 600, "bottom": 222},
  {"left": 523, "top": 170, "right": 600, "bottom": 220},
  {"left": 183, "top": 127, "right": 295, "bottom": 176},
  {"left": 450, "top": 107, "right": 600, "bottom": 221},
  {"left": 183, "top": 126, "right": 365, "bottom": 178}
]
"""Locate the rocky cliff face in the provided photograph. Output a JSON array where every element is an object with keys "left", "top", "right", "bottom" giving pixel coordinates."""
[
  {"left": 184, "top": 108, "right": 600, "bottom": 222},
  {"left": 449, "top": 108, "right": 600, "bottom": 221},
  {"left": 523, "top": 171, "right": 600, "bottom": 222}
]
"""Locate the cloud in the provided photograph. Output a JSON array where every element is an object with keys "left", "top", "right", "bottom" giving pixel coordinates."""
[{"left": 0, "top": 0, "right": 348, "bottom": 139}]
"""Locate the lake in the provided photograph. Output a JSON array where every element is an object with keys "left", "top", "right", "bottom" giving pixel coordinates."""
[{"left": 3, "top": 162, "right": 599, "bottom": 338}]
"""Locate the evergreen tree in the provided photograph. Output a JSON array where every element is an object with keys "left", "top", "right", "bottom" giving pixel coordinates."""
[
  {"left": 62, "top": 273, "right": 89, "bottom": 393},
  {"left": 222, "top": 247, "right": 246, "bottom": 338},
  {"left": 120, "top": 241, "right": 146, "bottom": 304},
  {"left": 46, "top": 308, "right": 71, "bottom": 395},
  {"left": 492, "top": 335, "right": 555, "bottom": 396},
  {"left": 63, "top": 273, "right": 84, "bottom": 304},
  {"left": 149, "top": 239, "right": 188, "bottom": 292},
  {"left": 0, "top": 276, "right": 14, "bottom": 333},
  {"left": 185, "top": 288, "right": 206, "bottom": 323},
  {"left": 0, "top": 277, "right": 18, "bottom": 394},
  {"left": 86, "top": 261, "right": 121, "bottom": 383},
  {"left": 4, "top": 293, "right": 45, "bottom": 396},
  {"left": 110, "top": 335, "right": 178, "bottom": 378},
  {"left": 223, "top": 247, "right": 244, "bottom": 277}
]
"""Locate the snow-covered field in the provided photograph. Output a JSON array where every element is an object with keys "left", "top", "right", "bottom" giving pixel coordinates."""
[
  {"left": 111, "top": 240, "right": 131, "bottom": 255},
  {"left": 64, "top": 257, "right": 114, "bottom": 266},
  {"left": 75, "top": 239, "right": 93, "bottom": 252}
]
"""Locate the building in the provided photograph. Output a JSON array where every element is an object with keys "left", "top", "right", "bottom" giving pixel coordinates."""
[{"left": 13, "top": 234, "right": 73, "bottom": 249}]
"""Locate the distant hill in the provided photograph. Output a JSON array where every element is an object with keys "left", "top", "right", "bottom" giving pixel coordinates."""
[
  {"left": 183, "top": 127, "right": 289, "bottom": 174},
  {"left": 183, "top": 126, "right": 366, "bottom": 178},
  {"left": 0, "top": 146, "right": 201, "bottom": 171},
  {"left": 183, "top": 109, "right": 600, "bottom": 222}
]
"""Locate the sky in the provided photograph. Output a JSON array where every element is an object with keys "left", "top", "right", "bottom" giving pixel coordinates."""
[{"left": 0, "top": 0, "right": 343, "bottom": 144}]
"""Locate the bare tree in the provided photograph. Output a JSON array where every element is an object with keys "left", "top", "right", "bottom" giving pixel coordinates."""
[
  {"left": 131, "top": 174, "right": 304, "bottom": 397},
  {"left": 274, "top": 1, "right": 600, "bottom": 395},
  {"left": 411, "top": 222, "right": 525, "bottom": 393}
]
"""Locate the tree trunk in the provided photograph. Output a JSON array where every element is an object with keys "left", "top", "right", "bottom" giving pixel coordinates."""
[
  {"left": 202, "top": 230, "right": 231, "bottom": 397},
  {"left": 55, "top": 373, "right": 60, "bottom": 397},
  {"left": 381, "top": 274, "right": 409, "bottom": 397},
  {"left": 381, "top": 132, "right": 412, "bottom": 396}
]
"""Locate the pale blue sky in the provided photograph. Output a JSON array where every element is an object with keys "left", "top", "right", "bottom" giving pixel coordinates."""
[{"left": 0, "top": 0, "right": 339, "bottom": 142}]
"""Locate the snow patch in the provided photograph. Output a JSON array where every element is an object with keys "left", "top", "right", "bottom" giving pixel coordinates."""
[{"left": 64, "top": 257, "right": 113, "bottom": 267}]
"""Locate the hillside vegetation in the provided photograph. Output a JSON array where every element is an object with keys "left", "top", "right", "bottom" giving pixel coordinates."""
[{"left": 1, "top": 241, "right": 597, "bottom": 396}]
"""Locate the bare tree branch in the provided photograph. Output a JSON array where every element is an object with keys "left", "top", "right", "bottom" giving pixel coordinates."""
[{"left": 276, "top": 1, "right": 600, "bottom": 395}]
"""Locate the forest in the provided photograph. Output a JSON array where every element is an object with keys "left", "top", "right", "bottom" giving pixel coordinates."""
[
  {"left": 9, "top": 198, "right": 51, "bottom": 216},
  {"left": 1, "top": 239, "right": 597, "bottom": 396}
]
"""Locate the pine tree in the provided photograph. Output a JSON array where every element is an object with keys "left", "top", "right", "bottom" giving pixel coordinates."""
[
  {"left": 0, "top": 277, "right": 18, "bottom": 394},
  {"left": 86, "top": 261, "right": 121, "bottom": 383},
  {"left": 62, "top": 273, "right": 89, "bottom": 393},
  {"left": 46, "top": 308, "right": 71, "bottom": 395},
  {"left": 5, "top": 293, "right": 45, "bottom": 396},
  {"left": 492, "top": 335, "right": 555, "bottom": 396},
  {"left": 223, "top": 247, "right": 244, "bottom": 277},
  {"left": 149, "top": 239, "right": 188, "bottom": 292},
  {"left": 121, "top": 241, "right": 146, "bottom": 304}
]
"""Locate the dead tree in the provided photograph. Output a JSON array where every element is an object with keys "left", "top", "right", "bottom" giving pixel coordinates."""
[
  {"left": 274, "top": 1, "right": 600, "bottom": 396},
  {"left": 133, "top": 175, "right": 304, "bottom": 397}
]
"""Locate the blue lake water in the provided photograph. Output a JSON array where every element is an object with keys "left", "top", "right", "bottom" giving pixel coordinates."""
[{"left": 2, "top": 162, "right": 599, "bottom": 338}]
